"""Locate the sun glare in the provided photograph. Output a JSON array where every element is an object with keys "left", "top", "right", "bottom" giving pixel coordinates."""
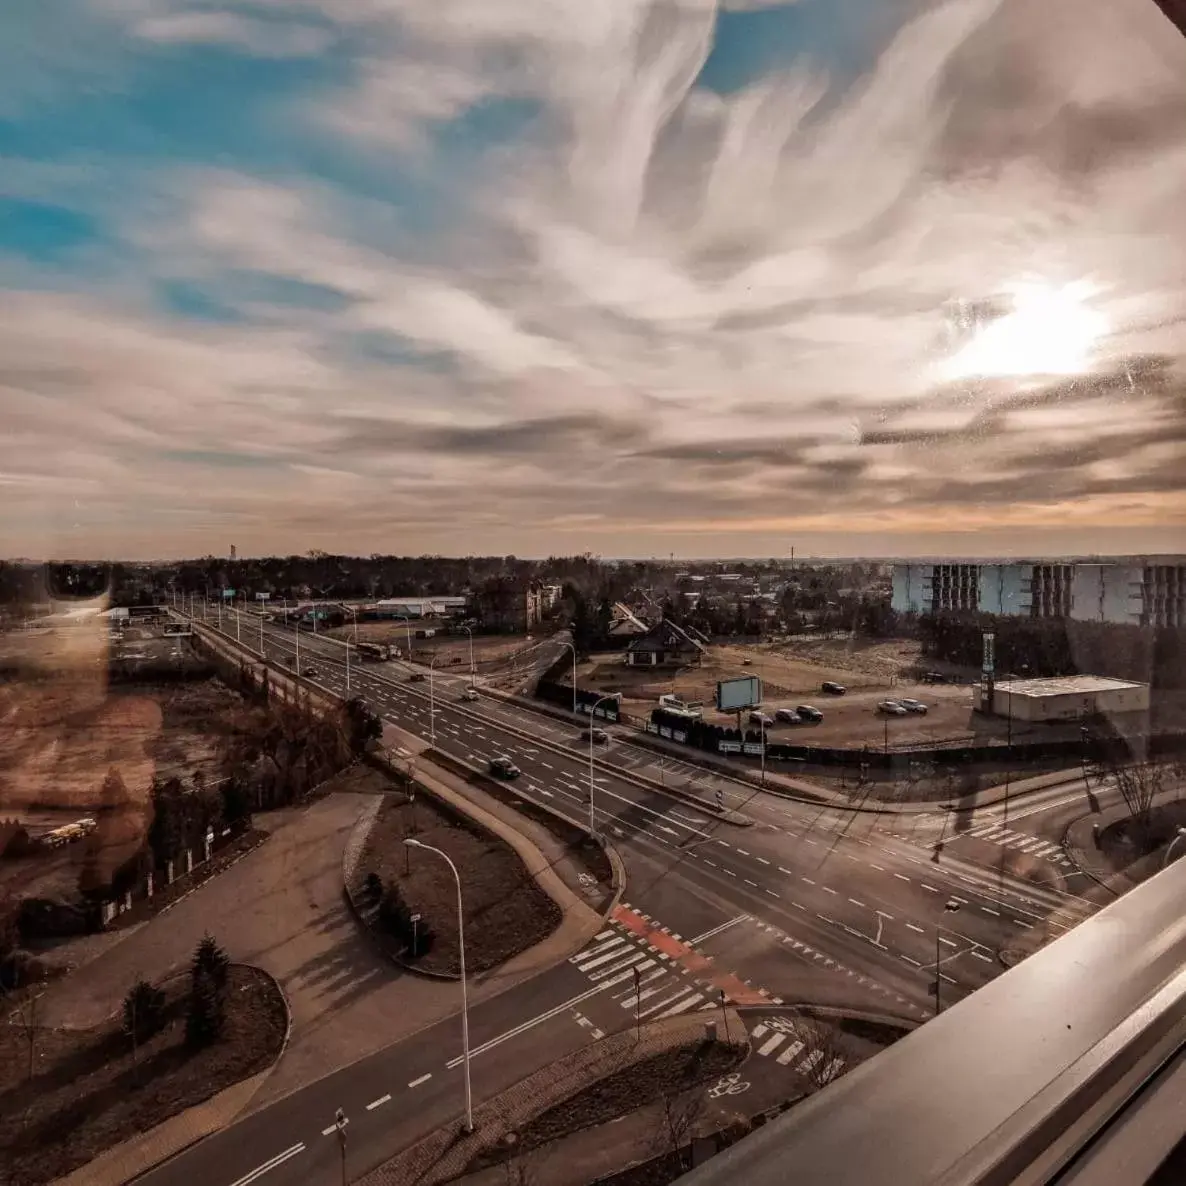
[{"left": 942, "top": 280, "right": 1107, "bottom": 382}]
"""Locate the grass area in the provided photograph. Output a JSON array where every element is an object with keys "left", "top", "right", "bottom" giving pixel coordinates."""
[
  {"left": 351, "top": 791, "right": 562, "bottom": 976},
  {"left": 1100, "top": 800, "right": 1186, "bottom": 871},
  {"left": 0, "top": 963, "right": 286, "bottom": 1186},
  {"left": 467, "top": 1038, "right": 748, "bottom": 1174}
]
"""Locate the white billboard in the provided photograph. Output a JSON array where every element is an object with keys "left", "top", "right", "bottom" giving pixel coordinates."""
[{"left": 716, "top": 675, "right": 762, "bottom": 713}]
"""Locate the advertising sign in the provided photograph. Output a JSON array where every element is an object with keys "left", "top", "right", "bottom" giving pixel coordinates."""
[
  {"left": 716, "top": 675, "right": 762, "bottom": 713},
  {"left": 982, "top": 632, "right": 995, "bottom": 675},
  {"left": 222, "top": 588, "right": 235, "bottom": 598},
  {"left": 255, "top": 592, "right": 270, "bottom": 601}
]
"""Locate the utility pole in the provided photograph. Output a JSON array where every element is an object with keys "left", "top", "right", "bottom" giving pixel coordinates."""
[
  {"left": 634, "top": 966, "right": 642, "bottom": 1042},
  {"left": 333, "top": 1108, "right": 348, "bottom": 1186}
]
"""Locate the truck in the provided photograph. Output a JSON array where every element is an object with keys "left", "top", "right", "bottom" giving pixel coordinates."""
[{"left": 357, "top": 642, "right": 391, "bottom": 662}]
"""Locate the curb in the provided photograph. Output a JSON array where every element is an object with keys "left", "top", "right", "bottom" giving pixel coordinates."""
[
  {"left": 735, "top": 1002, "right": 920, "bottom": 1034},
  {"left": 1060, "top": 816, "right": 1122, "bottom": 898}
]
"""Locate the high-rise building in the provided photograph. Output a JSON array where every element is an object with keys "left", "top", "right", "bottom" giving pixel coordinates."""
[{"left": 891, "top": 557, "right": 1186, "bottom": 627}]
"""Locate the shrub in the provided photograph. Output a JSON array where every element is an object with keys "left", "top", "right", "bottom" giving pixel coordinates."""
[
  {"left": 192, "top": 933, "right": 230, "bottom": 989},
  {"left": 185, "top": 967, "right": 226, "bottom": 1048},
  {"left": 364, "top": 871, "right": 384, "bottom": 902},
  {"left": 123, "top": 978, "right": 167, "bottom": 1044},
  {"left": 379, "top": 882, "right": 413, "bottom": 944}
]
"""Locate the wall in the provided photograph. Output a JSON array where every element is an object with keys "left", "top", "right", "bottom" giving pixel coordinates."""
[
  {"left": 891, "top": 564, "right": 933, "bottom": 614},
  {"left": 1069, "top": 564, "right": 1143, "bottom": 625}
]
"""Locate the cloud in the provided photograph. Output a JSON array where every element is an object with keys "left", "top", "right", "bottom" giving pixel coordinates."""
[{"left": 2, "top": 0, "right": 1185, "bottom": 558}]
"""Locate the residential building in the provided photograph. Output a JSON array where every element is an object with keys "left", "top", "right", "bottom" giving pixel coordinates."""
[
  {"left": 624, "top": 618, "right": 708, "bottom": 667},
  {"left": 891, "top": 557, "right": 1186, "bottom": 627},
  {"left": 469, "top": 578, "right": 544, "bottom": 632}
]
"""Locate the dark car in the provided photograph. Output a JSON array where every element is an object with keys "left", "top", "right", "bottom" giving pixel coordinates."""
[
  {"left": 795, "top": 704, "right": 824, "bottom": 722},
  {"left": 408, "top": 671, "right": 426, "bottom": 683},
  {"left": 580, "top": 727, "right": 609, "bottom": 744},
  {"left": 303, "top": 665, "right": 319, "bottom": 677},
  {"left": 821, "top": 681, "right": 846, "bottom": 695},
  {"left": 488, "top": 755, "right": 521, "bottom": 779}
]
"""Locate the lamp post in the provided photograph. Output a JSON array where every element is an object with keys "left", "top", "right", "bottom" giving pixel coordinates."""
[
  {"left": 1163, "top": 827, "right": 1186, "bottom": 870},
  {"left": 935, "top": 899, "right": 960, "bottom": 1016},
  {"left": 396, "top": 616, "right": 414, "bottom": 662},
  {"left": 561, "top": 639, "right": 578, "bottom": 715},
  {"left": 460, "top": 624, "right": 475, "bottom": 686},
  {"left": 759, "top": 715, "right": 767, "bottom": 788},
  {"left": 429, "top": 654, "right": 442, "bottom": 745},
  {"left": 588, "top": 694, "right": 617, "bottom": 838},
  {"left": 403, "top": 839, "right": 472, "bottom": 1133},
  {"left": 345, "top": 608, "right": 357, "bottom": 695}
]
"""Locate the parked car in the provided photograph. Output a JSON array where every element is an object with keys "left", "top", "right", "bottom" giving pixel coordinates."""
[
  {"left": 775, "top": 708, "right": 802, "bottom": 725},
  {"left": 461, "top": 687, "right": 479, "bottom": 702},
  {"left": 408, "top": 671, "right": 426, "bottom": 683},
  {"left": 581, "top": 727, "right": 609, "bottom": 744},
  {"left": 898, "top": 698, "right": 928, "bottom": 714},
  {"left": 877, "top": 700, "right": 908, "bottom": 715},
  {"left": 749, "top": 710, "right": 775, "bottom": 727},
  {"left": 741, "top": 658, "right": 753, "bottom": 666},
  {"left": 795, "top": 704, "right": 824, "bottom": 722},
  {"left": 488, "top": 755, "right": 521, "bottom": 779},
  {"left": 303, "top": 665, "right": 319, "bottom": 677},
  {"left": 821, "top": 681, "right": 847, "bottom": 695},
  {"left": 921, "top": 671, "right": 946, "bottom": 684}
]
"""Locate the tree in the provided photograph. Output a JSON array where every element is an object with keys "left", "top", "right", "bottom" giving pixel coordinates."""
[
  {"left": 790, "top": 1015, "right": 849, "bottom": 1091},
  {"left": 1088, "top": 752, "right": 1168, "bottom": 836},
  {"left": 653, "top": 1089, "right": 707, "bottom": 1174},
  {"left": 11, "top": 981, "right": 40, "bottom": 1080},
  {"left": 186, "top": 966, "right": 226, "bottom": 1048},
  {"left": 364, "top": 871, "right": 384, "bottom": 902},
  {"left": 379, "top": 882, "right": 414, "bottom": 945},
  {"left": 123, "top": 978, "right": 167, "bottom": 1045},
  {"left": 192, "top": 933, "right": 230, "bottom": 990},
  {"left": 343, "top": 697, "right": 382, "bottom": 755}
]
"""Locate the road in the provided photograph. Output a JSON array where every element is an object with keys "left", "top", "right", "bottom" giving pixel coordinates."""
[{"left": 203, "top": 608, "right": 1098, "bottom": 1018}]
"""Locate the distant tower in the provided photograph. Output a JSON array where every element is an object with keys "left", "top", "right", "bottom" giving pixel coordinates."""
[{"left": 230, "top": 544, "right": 237, "bottom": 561}]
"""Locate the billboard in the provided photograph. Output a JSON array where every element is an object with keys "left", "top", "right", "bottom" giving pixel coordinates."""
[
  {"left": 716, "top": 675, "right": 762, "bottom": 713},
  {"left": 982, "top": 632, "right": 995, "bottom": 675}
]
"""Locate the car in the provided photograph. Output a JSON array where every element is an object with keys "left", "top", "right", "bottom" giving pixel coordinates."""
[
  {"left": 921, "top": 671, "right": 946, "bottom": 684},
  {"left": 821, "top": 681, "right": 847, "bottom": 695},
  {"left": 581, "top": 727, "right": 609, "bottom": 744},
  {"left": 408, "top": 671, "right": 426, "bottom": 683},
  {"left": 877, "top": 699, "right": 908, "bottom": 715},
  {"left": 461, "top": 687, "right": 479, "bottom": 702},
  {"left": 450, "top": 656, "right": 461, "bottom": 664},
  {"left": 775, "top": 708, "right": 801, "bottom": 725},
  {"left": 749, "top": 710, "right": 775, "bottom": 727},
  {"left": 303, "top": 665, "right": 319, "bottom": 677},
  {"left": 488, "top": 755, "right": 521, "bottom": 779},
  {"left": 741, "top": 658, "right": 753, "bottom": 666},
  {"left": 795, "top": 704, "right": 824, "bottom": 722},
  {"left": 898, "top": 698, "right": 928, "bottom": 714}
]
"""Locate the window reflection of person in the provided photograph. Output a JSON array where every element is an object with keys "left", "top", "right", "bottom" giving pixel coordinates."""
[{"left": 4, "top": 568, "right": 161, "bottom": 908}]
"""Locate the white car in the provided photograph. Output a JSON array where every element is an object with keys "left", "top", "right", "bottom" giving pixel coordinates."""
[
  {"left": 897, "top": 698, "right": 928, "bottom": 714},
  {"left": 461, "top": 687, "right": 479, "bottom": 702},
  {"left": 877, "top": 700, "right": 908, "bottom": 716}
]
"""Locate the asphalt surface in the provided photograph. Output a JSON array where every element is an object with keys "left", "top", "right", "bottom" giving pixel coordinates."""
[{"left": 164, "top": 607, "right": 1107, "bottom": 1184}]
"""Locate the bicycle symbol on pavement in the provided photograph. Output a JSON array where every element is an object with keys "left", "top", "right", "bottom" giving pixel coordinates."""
[
  {"left": 707, "top": 1073, "right": 750, "bottom": 1099},
  {"left": 577, "top": 873, "right": 598, "bottom": 889}
]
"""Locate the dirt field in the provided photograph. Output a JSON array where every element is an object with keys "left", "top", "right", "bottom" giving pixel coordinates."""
[
  {"left": 324, "top": 620, "right": 535, "bottom": 670},
  {"left": 0, "top": 962, "right": 286, "bottom": 1186},
  {"left": 578, "top": 638, "right": 1092, "bottom": 752},
  {"left": 0, "top": 630, "right": 253, "bottom": 897}
]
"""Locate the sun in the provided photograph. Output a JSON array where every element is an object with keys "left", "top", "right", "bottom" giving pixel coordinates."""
[{"left": 941, "top": 280, "right": 1108, "bottom": 382}]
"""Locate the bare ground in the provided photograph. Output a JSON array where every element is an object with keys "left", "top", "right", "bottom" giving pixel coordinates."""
[
  {"left": 0, "top": 962, "right": 286, "bottom": 1186},
  {"left": 350, "top": 790, "right": 562, "bottom": 976}
]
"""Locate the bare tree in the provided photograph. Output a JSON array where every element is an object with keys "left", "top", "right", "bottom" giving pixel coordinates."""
[
  {"left": 502, "top": 1150, "right": 540, "bottom": 1186},
  {"left": 10, "top": 982, "right": 41, "bottom": 1080},
  {"left": 790, "top": 1015, "right": 849, "bottom": 1092},
  {"left": 1089, "top": 753, "right": 1168, "bottom": 835},
  {"left": 653, "top": 1089, "right": 707, "bottom": 1174}
]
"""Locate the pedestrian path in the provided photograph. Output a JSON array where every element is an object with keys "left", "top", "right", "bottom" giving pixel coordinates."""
[
  {"left": 748, "top": 1014, "right": 845, "bottom": 1080},
  {"left": 567, "top": 903, "right": 780, "bottom": 1022}
]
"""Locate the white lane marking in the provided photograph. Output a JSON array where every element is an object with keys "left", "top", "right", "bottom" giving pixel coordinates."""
[
  {"left": 736, "top": 849, "right": 750, "bottom": 856},
  {"left": 765, "top": 888, "right": 780, "bottom": 898},
  {"left": 366, "top": 1094, "right": 391, "bottom": 1111},
  {"left": 939, "top": 937, "right": 957, "bottom": 948},
  {"left": 744, "top": 878, "right": 759, "bottom": 887},
  {"left": 689, "top": 915, "right": 750, "bottom": 945},
  {"left": 894, "top": 873, "right": 910, "bottom": 882},
  {"left": 972, "top": 951, "right": 993, "bottom": 962},
  {"left": 540, "top": 761, "right": 554, "bottom": 769},
  {"left": 758, "top": 1033, "right": 786, "bottom": 1057},
  {"left": 228, "top": 1145, "right": 306, "bottom": 1186},
  {"left": 920, "top": 883, "right": 939, "bottom": 893},
  {"left": 653, "top": 990, "right": 705, "bottom": 1019},
  {"left": 848, "top": 898, "right": 865, "bottom": 908},
  {"left": 822, "top": 886, "right": 838, "bottom": 896},
  {"left": 589, "top": 951, "right": 649, "bottom": 980},
  {"left": 611, "top": 965, "right": 663, "bottom": 998},
  {"left": 778, "top": 866, "right": 794, "bottom": 875},
  {"left": 900, "top": 954, "right": 922, "bottom": 966},
  {"left": 723, "top": 868, "right": 737, "bottom": 877},
  {"left": 776, "top": 1039, "right": 805, "bottom": 1066},
  {"left": 982, "top": 907, "right": 1001, "bottom": 916},
  {"left": 756, "top": 857, "right": 770, "bottom": 865},
  {"left": 906, "top": 923, "right": 924, "bottom": 933},
  {"left": 801, "top": 877, "right": 815, "bottom": 886},
  {"left": 409, "top": 1073, "right": 432, "bottom": 1088},
  {"left": 870, "top": 863, "right": 885, "bottom": 871},
  {"left": 573, "top": 937, "right": 629, "bottom": 970}
]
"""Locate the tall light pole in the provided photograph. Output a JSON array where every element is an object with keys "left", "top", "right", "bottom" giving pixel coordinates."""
[
  {"left": 258, "top": 605, "right": 264, "bottom": 656},
  {"left": 396, "top": 616, "right": 413, "bottom": 662},
  {"left": 759, "top": 715, "right": 767, "bottom": 788},
  {"left": 1163, "top": 827, "right": 1186, "bottom": 869},
  {"left": 429, "top": 654, "right": 442, "bottom": 745},
  {"left": 935, "top": 899, "right": 960, "bottom": 1016},
  {"left": 403, "top": 839, "right": 472, "bottom": 1133},
  {"left": 460, "top": 624, "right": 475, "bottom": 686},
  {"left": 345, "top": 608, "right": 358, "bottom": 695},
  {"left": 561, "top": 639, "right": 578, "bottom": 714},
  {"left": 588, "top": 694, "right": 617, "bottom": 838}
]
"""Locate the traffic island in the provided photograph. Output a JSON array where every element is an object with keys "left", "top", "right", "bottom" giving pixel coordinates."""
[
  {"left": 345, "top": 771, "right": 562, "bottom": 977},
  {"left": 355, "top": 1008, "right": 748, "bottom": 1186},
  {"left": 2, "top": 962, "right": 287, "bottom": 1186}
]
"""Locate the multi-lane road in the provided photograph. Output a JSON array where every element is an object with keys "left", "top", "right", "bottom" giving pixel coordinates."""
[{"left": 163, "top": 605, "right": 1110, "bottom": 1184}]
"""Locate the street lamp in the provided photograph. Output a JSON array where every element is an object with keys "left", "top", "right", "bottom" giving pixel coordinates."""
[
  {"left": 429, "top": 654, "right": 442, "bottom": 745},
  {"left": 403, "top": 839, "right": 472, "bottom": 1133},
  {"left": 344, "top": 608, "right": 358, "bottom": 695},
  {"left": 459, "top": 624, "right": 475, "bottom": 686},
  {"left": 396, "top": 615, "right": 414, "bottom": 662},
  {"left": 560, "top": 639, "right": 578, "bottom": 715},
  {"left": 935, "top": 899, "right": 960, "bottom": 1016},
  {"left": 588, "top": 694, "right": 617, "bottom": 838},
  {"left": 1163, "top": 827, "right": 1186, "bottom": 870}
]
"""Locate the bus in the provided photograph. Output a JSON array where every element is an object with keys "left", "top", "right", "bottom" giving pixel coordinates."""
[{"left": 357, "top": 642, "right": 391, "bottom": 662}]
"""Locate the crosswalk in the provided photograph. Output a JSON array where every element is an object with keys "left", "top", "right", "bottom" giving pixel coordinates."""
[
  {"left": 961, "top": 822, "right": 1073, "bottom": 867},
  {"left": 748, "top": 1015, "right": 845, "bottom": 1080},
  {"left": 568, "top": 915, "right": 777, "bottom": 1021}
]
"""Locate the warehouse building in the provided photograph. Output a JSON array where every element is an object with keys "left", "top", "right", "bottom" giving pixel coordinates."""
[{"left": 979, "top": 674, "right": 1149, "bottom": 722}]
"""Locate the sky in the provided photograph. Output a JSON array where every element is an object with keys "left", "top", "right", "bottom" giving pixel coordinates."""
[{"left": 1, "top": 0, "right": 1185, "bottom": 561}]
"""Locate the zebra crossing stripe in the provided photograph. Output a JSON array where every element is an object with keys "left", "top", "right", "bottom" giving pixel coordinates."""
[
  {"left": 589, "top": 950, "right": 649, "bottom": 980},
  {"left": 750, "top": 1024, "right": 769, "bottom": 1040},
  {"left": 757, "top": 1033, "right": 786, "bottom": 1057},
  {"left": 624, "top": 984, "right": 670, "bottom": 1009},
  {"left": 574, "top": 938, "right": 629, "bottom": 971},
  {"left": 776, "top": 1039, "right": 805, "bottom": 1066},
  {"left": 654, "top": 990, "right": 705, "bottom": 1019}
]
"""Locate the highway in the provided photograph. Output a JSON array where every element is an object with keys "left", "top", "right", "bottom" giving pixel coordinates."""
[{"left": 203, "top": 608, "right": 1098, "bottom": 1018}]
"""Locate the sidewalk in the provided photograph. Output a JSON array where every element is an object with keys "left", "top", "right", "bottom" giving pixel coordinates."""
[
  {"left": 1063, "top": 801, "right": 1175, "bottom": 899},
  {"left": 356, "top": 1007, "right": 747, "bottom": 1186}
]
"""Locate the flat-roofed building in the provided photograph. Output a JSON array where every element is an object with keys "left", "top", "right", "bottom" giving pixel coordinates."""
[{"left": 981, "top": 674, "right": 1149, "bottom": 722}]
